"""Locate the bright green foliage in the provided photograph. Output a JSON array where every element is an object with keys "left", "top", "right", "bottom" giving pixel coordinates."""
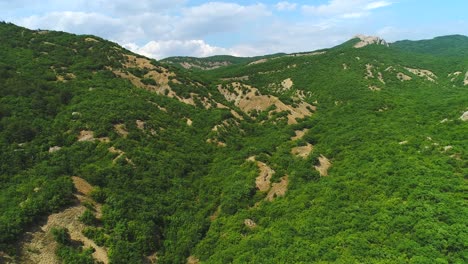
[
  {"left": 79, "top": 209, "right": 97, "bottom": 226},
  {"left": 0, "top": 22, "right": 467, "bottom": 264}
]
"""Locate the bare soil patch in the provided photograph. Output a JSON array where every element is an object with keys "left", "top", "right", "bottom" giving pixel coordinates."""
[
  {"left": 187, "top": 256, "right": 200, "bottom": 264},
  {"left": 291, "top": 129, "right": 309, "bottom": 140},
  {"left": 404, "top": 67, "right": 437, "bottom": 82},
  {"left": 315, "top": 155, "right": 331, "bottom": 176},
  {"left": 85, "top": 37, "right": 99, "bottom": 42},
  {"left": 255, "top": 161, "right": 274, "bottom": 192},
  {"left": 77, "top": 130, "right": 94, "bottom": 142},
  {"left": 136, "top": 120, "right": 145, "bottom": 130},
  {"left": 114, "top": 124, "right": 129, "bottom": 138},
  {"left": 20, "top": 177, "right": 108, "bottom": 264},
  {"left": 291, "top": 143, "right": 313, "bottom": 158},
  {"left": 368, "top": 85, "right": 381, "bottom": 91},
  {"left": 265, "top": 176, "right": 289, "bottom": 201},
  {"left": 397, "top": 72, "right": 412, "bottom": 81},
  {"left": 218, "top": 82, "right": 314, "bottom": 124},
  {"left": 248, "top": 58, "right": 268, "bottom": 65},
  {"left": 281, "top": 78, "right": 293, "bottom": 90},
  {"left": 365, "top": 64, "right": 374, "bottom": 79}
]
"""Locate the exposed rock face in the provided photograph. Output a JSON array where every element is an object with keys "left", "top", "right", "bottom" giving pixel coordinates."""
[
  {"left": 397, "top": 72, "right": 412, "bottom": 81},
  {"left": 244, "top": 219, "right": 257, "bottom": 228},
  {"left": 78, "top": 130, "right": 94, "bottom": 142},
  {"left": 353, "top": 35, "right": 389, "bottom": 48},
  {"left": 464, "top": 71, "right": 468, "bottom": 86},
  {"left": 461, "top": 111, "right": 468, "bottom": 121},
  {"left": 179, "top": 61, "right": 230, "bottom": 70},
  {"left": 281, "top": 78, "right": 294, "bottom": 90},
  {"left": 218, "top": 82, "right": 315, "bottom": 124},
  {"left": 48, "top": 146, "right": 62, "bottom": 153},
  {"left": 404, "top": 67, "right": 437, "bottom": 82}
]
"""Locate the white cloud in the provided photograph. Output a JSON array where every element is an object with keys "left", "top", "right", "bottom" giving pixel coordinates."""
[
  {"left": 276, "top": 1, "right": 297, "bottom": 11},
  {"left": 172, "top": 2, "right": 270, "bottom": 39},
  {"left": 15, "top": 2, "right": 270, "bottom": 44},
  {"left": 124, "top": 40, "right": 236, "bottom": 59},
  {"left": 6, "top": 0, "right": 401, "bottom": 59},
  {"left": 302, "top": 0, "right": 392, "bottom": 18},
  {"left": 365, "top": 1, "right": 392, "bottom": 10},
  {"left": 17, "top": 11, "right": 123, "bottom": 36},
  {"left": 94, "top": 0, "right": 186, "bottom": 14}
]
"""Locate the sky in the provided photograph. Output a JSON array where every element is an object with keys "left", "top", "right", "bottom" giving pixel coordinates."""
[{"left": 1, "top": 0, "right": 467, "bottom": 59}]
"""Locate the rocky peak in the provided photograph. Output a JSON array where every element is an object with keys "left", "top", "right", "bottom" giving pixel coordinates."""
[{"left": 353, "top": 34, "right": 389, "bottom": 48}]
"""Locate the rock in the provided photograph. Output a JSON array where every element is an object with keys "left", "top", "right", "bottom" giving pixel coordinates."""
[
  {"left": 281, "top": 78, "right": 293, "bottom": 90},
  {"left": 353, "top": 35, "right": 389, "bottom": 48},
  {"left": 187, "top": 256, "right": 200, "bottom": 264},
  {"left": 460, "top": 111, "right": 468, "bottom": 121},
  {"left": 78, "top": 130, "right": 95, "bottom": 141},
  {"left": 136, "top": 120, "right": 145, "bottom": 130},
  {"left": 48, "top": 146, "right": 62, "bottom": 153},
  {"left": 244, "top": 219, "right": 257, "bottom": 228}
]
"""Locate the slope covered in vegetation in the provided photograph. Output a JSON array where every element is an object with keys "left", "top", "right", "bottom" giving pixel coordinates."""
[
  {"left": 0, "top": 22, "right": 467, "bottom": 263},
  {"left": 161, "top": 53, "right": 286, "bottom": 71}
]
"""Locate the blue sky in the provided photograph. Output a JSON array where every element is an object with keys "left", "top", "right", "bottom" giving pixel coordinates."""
[{"left": 1, "top": 0, "right": 467, "bottom": 59}]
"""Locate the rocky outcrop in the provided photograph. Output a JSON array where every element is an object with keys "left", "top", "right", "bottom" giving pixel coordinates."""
[
  {"left": 461, "top": 111, "right": 468, "bottom": 121},
  {"left": 354, "top": 35, "right": 389, "bottom": 48}
]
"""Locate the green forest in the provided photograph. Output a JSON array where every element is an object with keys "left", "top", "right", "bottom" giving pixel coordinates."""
[{"left": 0, "top": 22, "right": 466, "bottom": 263}]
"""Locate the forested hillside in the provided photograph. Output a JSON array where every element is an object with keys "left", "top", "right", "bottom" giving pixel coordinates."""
[{"left": 0, "top": 22, "right": 466, "bottom": 264}]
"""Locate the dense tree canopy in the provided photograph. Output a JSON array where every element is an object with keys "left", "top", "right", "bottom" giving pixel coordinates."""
[{"left": 0, "top": 22, "right": 466, "bottom": 263}]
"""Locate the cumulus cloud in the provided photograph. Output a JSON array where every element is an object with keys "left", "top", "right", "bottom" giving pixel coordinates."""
[
  {"left": 14, "top": 2, "right": 270, "bottom": 43},
  {"left": 275, "top": 2, "right": 297, "bottom": 11},
  {"left": 18, "top": 12, "right": 123, "bottom": 37},
  {"left": 6, "top": 0, "right": 397, "bottom": 59},
  {"left": 124, "top": 39, "right": 236, "bottom": 59}
]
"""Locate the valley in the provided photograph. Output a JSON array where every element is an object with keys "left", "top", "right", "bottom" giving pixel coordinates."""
[{"left": 0, "top": 22, "right": 466, "bottom": 263}]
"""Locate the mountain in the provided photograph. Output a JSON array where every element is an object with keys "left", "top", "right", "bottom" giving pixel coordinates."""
[
  {"left": 391, "top": 35, "right": 468, "bottom": 57},
  {"left": 0, "top": 22, "right": 467, "bottom": 264},
  {"left": 161, "top": 53, "right": 287, "bottom": 70}
]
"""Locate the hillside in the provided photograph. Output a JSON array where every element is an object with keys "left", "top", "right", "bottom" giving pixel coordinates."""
[
  {"left": 161, "top": 53, "right": 286, "bottom": 70},
  {"left": 0, "top": 22, "right": 467, "bottom": 264}
]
